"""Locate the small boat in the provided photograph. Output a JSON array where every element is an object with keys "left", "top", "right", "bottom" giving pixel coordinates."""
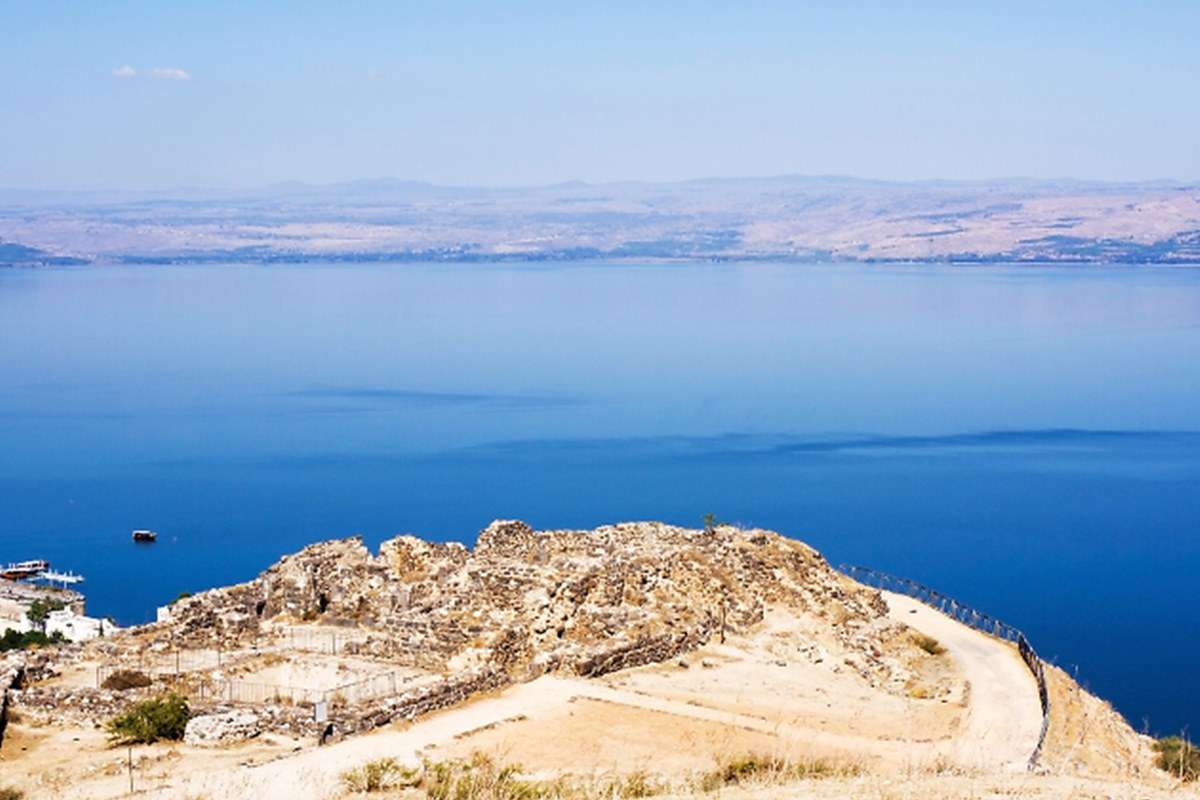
[
  {"left": 132, "top": 529, "right": 158, "bottom": 543},
  {"left": 1, "top": 559, "right": 50, "bottom": 580}
]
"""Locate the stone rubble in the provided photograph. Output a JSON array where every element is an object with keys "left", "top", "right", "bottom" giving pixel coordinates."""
[
  {"left": 183, "top": 709, "right": 261, "bottom": 746},
  {"left": 6, "top": 520, "right": 911, "bottom": 743}
]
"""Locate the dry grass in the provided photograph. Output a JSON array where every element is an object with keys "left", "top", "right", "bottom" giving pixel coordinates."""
[
  {"left": 336, "top": 752, "right": 861, "bottom": 800},
  {"left": 696, "top": 753, "right": 860, "bottom": 792},
  {"left": 911, "top": 633, "right": 946, "bottom": 657},
  {"left": 1153, "top": 736, "right": 1200, "bottom": 782},
  {"left": 372, "top": 753, "right": 666, "bottom": 799},
  {"left": 341, "top": 757, "right": 419, "bottom": 793}
]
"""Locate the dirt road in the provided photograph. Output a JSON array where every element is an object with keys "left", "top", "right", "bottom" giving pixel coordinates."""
[{"left": 883, "top": 590, "right": 1043, "bottom": 771}]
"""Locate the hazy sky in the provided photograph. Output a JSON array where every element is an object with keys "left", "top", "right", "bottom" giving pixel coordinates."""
[{"left": 3, "top": 1, "right": 1199, "bottom": 189}]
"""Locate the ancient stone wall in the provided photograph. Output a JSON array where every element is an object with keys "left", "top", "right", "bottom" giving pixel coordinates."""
[
  {"left": 20, "top": 519, "right": 908, "bottom": 750},
  {"left": 9, "top": 684, "right": 131, "bottom": 727},
  {"left": 572, "top": 623, "right": 715, "bottom": 678},
  {"left": 0, "top": 653, "right": 23, "bottom": 746}
]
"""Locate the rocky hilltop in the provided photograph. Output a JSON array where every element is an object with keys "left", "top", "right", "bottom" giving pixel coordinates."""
[
  {"left": 1, "top": 521, "right": 1176, "bottom": 800},
  {"left": 160, "top": 520, "right": 902, "bottom": 686}
]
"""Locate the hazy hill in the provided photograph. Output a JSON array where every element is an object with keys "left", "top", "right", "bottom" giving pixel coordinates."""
[{"left": 2, "top": 175, "right": 1198, "bottom": 265}]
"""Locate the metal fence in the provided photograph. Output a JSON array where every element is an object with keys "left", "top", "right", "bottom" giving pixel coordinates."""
[
  {"left": 183, "top": 668, "right": 417, "bottom": 707},
  {"left": 97, "top": 655, "right": 417, "bottom": 708},
  {"left": 330, "top": 670, "right": 425, "bottom": 704},
  {"left": 192, "top": 679, "right": 327, "bottom": 706},
  {"left": 837, "top": 563, "right": 1051, "bottom": 771},
  {"left": 96, "top": 646, "right": 259, "bottom": 686},
  {"left": 270, "top": 625, "right": 372, "bottom": 655}
]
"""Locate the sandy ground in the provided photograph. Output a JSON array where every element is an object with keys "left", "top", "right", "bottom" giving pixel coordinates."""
[
  {"left": 666, "top": 772, "right": 1200, "bottom": 800},
  {"left": 0, "top": 595, "right": 1061, "bottom": 799},
  {"left": 226, "top": 652, "right": 422, "bottom": 691},
  {"left": 0, "top": 720, "right": 304, "bottom": 799}
]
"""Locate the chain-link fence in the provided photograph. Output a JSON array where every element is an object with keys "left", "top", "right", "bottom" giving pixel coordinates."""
[
  {"left": 96, "top": 643, "right": 418, "bottom": 709},
  {"left": 270, "top": 625, "right": 371, "bottom": 655},
  {"left": 95, "top": 645, "right": 266, "bottom": 687},
  {"left": 838, "top": 563, "right": 1050, "bottom": 770}
]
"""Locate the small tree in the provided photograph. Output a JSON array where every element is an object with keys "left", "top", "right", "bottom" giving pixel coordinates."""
[
  {"left": 25, "top": 599, "right": 65, "bottom": 633},
  {"left": 702, "top": 513, "right": 721, "bottom": 534},
  {"left": 106, "top": 693, "right": 190, "bottom": 744}
]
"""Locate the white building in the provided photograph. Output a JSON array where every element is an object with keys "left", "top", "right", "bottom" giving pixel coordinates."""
[{"left": 45, "top": 608, "right": 120, "bottom": 641}]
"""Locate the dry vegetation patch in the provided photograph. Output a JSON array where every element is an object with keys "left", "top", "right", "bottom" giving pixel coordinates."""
[
  {"left": 1153, "top": 736, "right": 1200, "bottom": 782},
  {"left": 911, "top": 633, "right": 946, "bottom": 656},
  {"left": 100, "top": 669, "right": 152, "bottom": 691},
  {"left": 335, "top": 751, "right": 858, "bottom": 800}
]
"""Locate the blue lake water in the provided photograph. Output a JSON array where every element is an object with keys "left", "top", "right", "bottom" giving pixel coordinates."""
[{"left": 1, "top": 260, "right": 1198, "bottom": 734}]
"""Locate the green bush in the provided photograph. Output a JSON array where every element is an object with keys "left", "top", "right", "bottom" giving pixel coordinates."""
[
  {"left": 1154, "top": 736, "right": 1199, "bottom": 782},
  {"left": 0, "top": 629, "right": 65, "bottom": 652},
  {"left": 105, "top": 693, "right": 190, "bottom": 744}
]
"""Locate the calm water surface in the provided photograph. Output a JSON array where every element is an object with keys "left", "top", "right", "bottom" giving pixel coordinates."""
[{"left": 1, "top": 261, "right": 1198, "bottom": 734}]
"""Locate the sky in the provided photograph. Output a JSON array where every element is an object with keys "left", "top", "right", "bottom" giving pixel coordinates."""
[{"left": 2, "top": 1, "right": 1199, "bottom": 190}]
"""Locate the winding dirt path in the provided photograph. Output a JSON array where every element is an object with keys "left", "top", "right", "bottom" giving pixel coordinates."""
[{"left": 882, "top": 590, "right": 1043, "bottom": 771}]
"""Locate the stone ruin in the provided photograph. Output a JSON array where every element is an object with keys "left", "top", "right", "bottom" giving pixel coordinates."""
[{"left": 4, "top": 520, "right": 904, "bottom": 746}]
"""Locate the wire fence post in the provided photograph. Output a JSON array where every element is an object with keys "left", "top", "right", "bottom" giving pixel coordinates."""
[{"left": 836, "top": 562, "right": 1050, "bottom": 771}]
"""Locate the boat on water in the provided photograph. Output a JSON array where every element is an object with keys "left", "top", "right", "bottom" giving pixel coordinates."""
[
  {"left": 132, "top": 529, "right": 158, "bottom": 543},
  {"left": 1, "top": 559, "right": 50, "bottom": 580}
]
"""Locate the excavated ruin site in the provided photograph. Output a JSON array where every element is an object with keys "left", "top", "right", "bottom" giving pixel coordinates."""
[{"left": 0, "top": 521, "right": 1189, "bottom": 799}]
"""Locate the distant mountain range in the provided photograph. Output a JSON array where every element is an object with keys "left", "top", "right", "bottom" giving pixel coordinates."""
[{"left": 2, "top": 175, "right": 1198, "bottom": 265}]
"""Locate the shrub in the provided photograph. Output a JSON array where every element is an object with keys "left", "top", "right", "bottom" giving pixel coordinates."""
[
  {"left": 0, "top": 629, "right": 65, "bottom": 652},
  {"left": 422, "top": 754, "right": 553, "bottom": 800},
  {"left": 105, "top": 693, "right": 190, "bottom": 744},
  {"left": 341, "top": 757, "right": 418, "bottom": 794},
  {"left": 1154, "top": 736, "right": 1199, "bottom": 782},
  {"left": 912, "top": 633, "right": 946, "bottom": 656},
  {"left": 0, "top": 787, "right": 24, "bottom": 800},
  {"left": 614, "top": 770, "right": 663, "bottom": 799},
  {"left": 101, "top": 669, "right": 153, "bottom": 691}
]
